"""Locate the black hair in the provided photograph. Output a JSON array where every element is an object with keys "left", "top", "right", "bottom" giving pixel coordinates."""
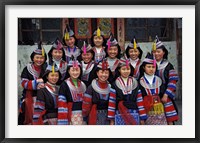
[
  {"left": 139, "top": 61, "right": 158, "bottom": 79},
  {"left": 62, "top": 35, "right": 78, "bottom": 47},
  {"left": 48, "top": 47, "right": 66, "bottom": 65},
  {"left": 42, "top": 70, "right": 62, "bottom": 85},
  {"left": 65, "top": 64, "right": 83, "bottom": 80},
  {"left": 30, "top": 52, "right": 47, "bottom": 62},
  {"left": 79, "top": 49, "right": 95, "bottom": 61},
  {"left": 95, "top": 67, "right": 112, "bottom": 79},
  {"left": 105, "top": 44, "right": 121, "bottom": 59},
  {"left": 125, "top": 46, "right": 143, "bottom": 59},
  {"left": 157, "top": 45, "right": 168, "bottom": 60},
  {"left": 90, "top": 35, "right": 106, "bottom": 47}
]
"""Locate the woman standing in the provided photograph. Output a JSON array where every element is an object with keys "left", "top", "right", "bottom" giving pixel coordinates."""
[
  {"left": 19, "top": 42, "right": 47, "bottom": 125},
  {"left": 62, "top": 24, "right": 80, "bottom": 63},
  {"left": 33, "top": 63, "right": 61, "bottom": 125},
  {"left": 82, "top": 60, "right": 116, "bottom": 125},
  {"left": 139, "top": 53, "right": 168, "bottom": 125},
  {"left": 91, "top": 27, "right": 106, "bottom": 64},
  {"left": 48, "top": 38, "right": 67, "bottom": 84},
  {"left": 112, "top": 56, "right": 147, "bottom": 125},
  {"left": 125, "top": 37, "right": 143, "bottom": 80},
  {"left": 80, "top": 41, "right": 96, "bottom": 87},
  {"left": 152, "top": 36, "right": 179, "bottom": 125},
  {"left": 105, "top": 33, "right": 121, "bottom": 82},
  {"left": 57, "top": 59, "right": 86, "bottom": 125}
]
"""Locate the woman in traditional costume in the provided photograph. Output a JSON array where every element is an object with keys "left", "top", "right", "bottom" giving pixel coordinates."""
[
  {"left": 80, "top": 41, "right": 96, "bottom": 87},
  {"left": 82, "top": 60, "right": 116, "bottom": 125},
  {"left": 112, "top": 56, "right": 147, "bottom": 125},
  {"left": 91, "top": 27, "right": 106, "bottom": 64},
  {"left": 62, "top": 24, "right": 80, "bottom": 63},
  {"left": 152, "top": 36, "right": 179, "bottom": 125},
  {"left": 139, "top": 52, "right": 168, "bottom": 125},
  {"left": 48, "top": 38, "right": 67, "bottom": 84},
  {"left": 19, "top": 42, "right": 47, "bottom": 125},
  {"left": 125, "top": 37, "right": 143, "bottom": 80},
  {"left": 33, "top": 63, "right": 61, "bottom": 125},
  {"left": 57, "top": 59, "right": 86, "bottom": 125},
  {"left": 104, "top": 33, "right": 121, "bottom": 83}
]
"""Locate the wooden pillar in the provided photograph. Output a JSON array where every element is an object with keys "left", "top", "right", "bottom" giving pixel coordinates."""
[{"left": 117, "top": 18, "right": 125, "bottom": 52}]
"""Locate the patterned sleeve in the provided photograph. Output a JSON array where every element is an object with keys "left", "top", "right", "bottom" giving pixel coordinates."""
[
  {"left": 82, "top": 85, "right": 93, "bottom": 119},
  {"left": 165, "top": 64, "right": 179, "bottom": 99},
  {"left": 107, "top": 87, "right": 116, "bottom": 120},
  {"left": 33, "top": 89, "right": 46, "bottom": 125},
  {"left": 57, "top": 82, "right": 69, "bottom": 125},
  {"left": 136, "top": 89, "right": 148, "bottom": 120},
  {"left": 21, "top": 67, "right": 37, "bottom": 90}
]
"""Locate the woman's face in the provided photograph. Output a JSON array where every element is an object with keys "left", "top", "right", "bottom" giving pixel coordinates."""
[
  {"left": 81, "top": 52, "right": 93, "bottom": 63},
  {"left": 119, "top": 66, "right": 131, "bottom": 78},
  {"left": 155, "top": 49, "right": 165, "bottom": 61},
  {"left": 52, "top": 49, "right": 63, "bottom": 61},
  {"left": 93, "top": 36, "right": 103, "bottom": 47},
  {"left": 65, "top": 37, "right": 75, "bottom": 48},
  {"left": 128, "top": 48, "right": 140, "bottom": 60},
  {"left": 97, "top": 69, "right": 109, "bottom": 83},
  {"left": 68, "top": 66, "right": 81, "bottom": 79},
  {"left": 143, "top": 64, "right": 156, "bottom": 76},
  {"left": 33, "top": 54, "right": 45, "bottom": 66},
  {"left": 47, "top": 72, "right": 59, "bottom": 85},
  {"left": 107, "top": 46, "right": 118, "bottom": 59}
]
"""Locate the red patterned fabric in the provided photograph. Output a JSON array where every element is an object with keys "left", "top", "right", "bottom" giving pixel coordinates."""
[
  {"left": 24, "top": 91, "right": 34, "bottom": 125},
  {"left": 118, "top": 101, "right": 137, "bottom": 125},
  {"left": 68, "top": 102, "right": 73, "bottom": 123},
  {"left": 88, "top": 104, "right": 97, "bottom": 125},
  {"left": 82, "top": 95, "right": 92, "bottom": 117},
  {"left": 33, "top": 110, "right": 46, "bottom": 125},
  {"left": 143, "top": 95, "right": 154, "bottom": 113},
  {"left": 98, "top": 81, "right": 107, "bottom": 89}
]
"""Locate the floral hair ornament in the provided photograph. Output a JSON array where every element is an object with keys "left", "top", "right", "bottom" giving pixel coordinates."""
[
  {"left": 102, "top": 59, "right": 109, "bottom": 70},
  {"left": 64, "top": 24, "right": 71, "bottom": 40},
  {"left": 152, "top": 39, "right": 157, "bottom": 52},
  {"left": 64, "top": 31, "right": 70, "bottom": 41},
  {"left": 133, "top": 38, "right": 137, "bottom": 50},
  {"left": 57, "top": 39, "right": 63, "bottom": 50},
  {"left": 73, "top": 60, "right": 78, "bottom": 68},
  {"left": 107, "top": 38, "right": 111, "bottom": 51},
  {"left": 153, "top": 55, "right": 156, "bottom": 68},
  {"left": 83, "top": 41, "right": 87, "bottom": 54},
  {"left": 52, "top": 63, "right": 55, "bottom": 74},
  {"left": 96, "top": 27, "right": 101, "bottom": 37},
  {"left": 125, "top": 55, "right": 129, "bottom": 68}
]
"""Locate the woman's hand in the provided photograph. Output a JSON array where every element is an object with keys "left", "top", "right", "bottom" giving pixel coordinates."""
[
  {"left": 36, "top": 78, "right": 44, "bottom": 83},
  {"left": 37, "top": 82, "right": 45, "bottom": 89},
  {"left": 161, "top": 94, "right": 168, "bottom": 103},
  {"left": 110, "top": 120, "right": 115, "bottom": 125},
  {"left": 140, "top": 120, "right": 145, "bottom": 125}
]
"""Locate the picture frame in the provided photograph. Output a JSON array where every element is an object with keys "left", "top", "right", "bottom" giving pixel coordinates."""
[{"left": 1, "top": 0, "right": 199, "bottom": 143}]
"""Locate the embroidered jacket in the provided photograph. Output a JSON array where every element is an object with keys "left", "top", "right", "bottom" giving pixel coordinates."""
[
  {"left": 82, "top": 79, "right": 116, "bottom": 122},
  {"left": 64, "top": 46, "right": 80, "bottom": 63},
  {"left": 112, "top": 76, "right": 147, "bottom": 120},
  {"left": 156, "top": 60, "right": 179, "bottom": 100},
  {"left": 57, "top": 78, "right": 86, "bottom": 125},
  {"left": 93, "top": 47, "right": 106, "bottom": 64},
  {"left": 81, "top": 60, "right": 96, "bottom": 87},
  {"left": 33, "top": 83, "right": 59, "bottom": 125}
]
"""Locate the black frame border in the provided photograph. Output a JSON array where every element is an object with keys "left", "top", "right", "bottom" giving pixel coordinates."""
[{"left": 1, "top": 0, "right": 199, "bottom": 143}]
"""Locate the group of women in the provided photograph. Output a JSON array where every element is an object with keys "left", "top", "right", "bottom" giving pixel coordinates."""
[{"left": 18, "top": 25, "right": 179, "bottom": 125}]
